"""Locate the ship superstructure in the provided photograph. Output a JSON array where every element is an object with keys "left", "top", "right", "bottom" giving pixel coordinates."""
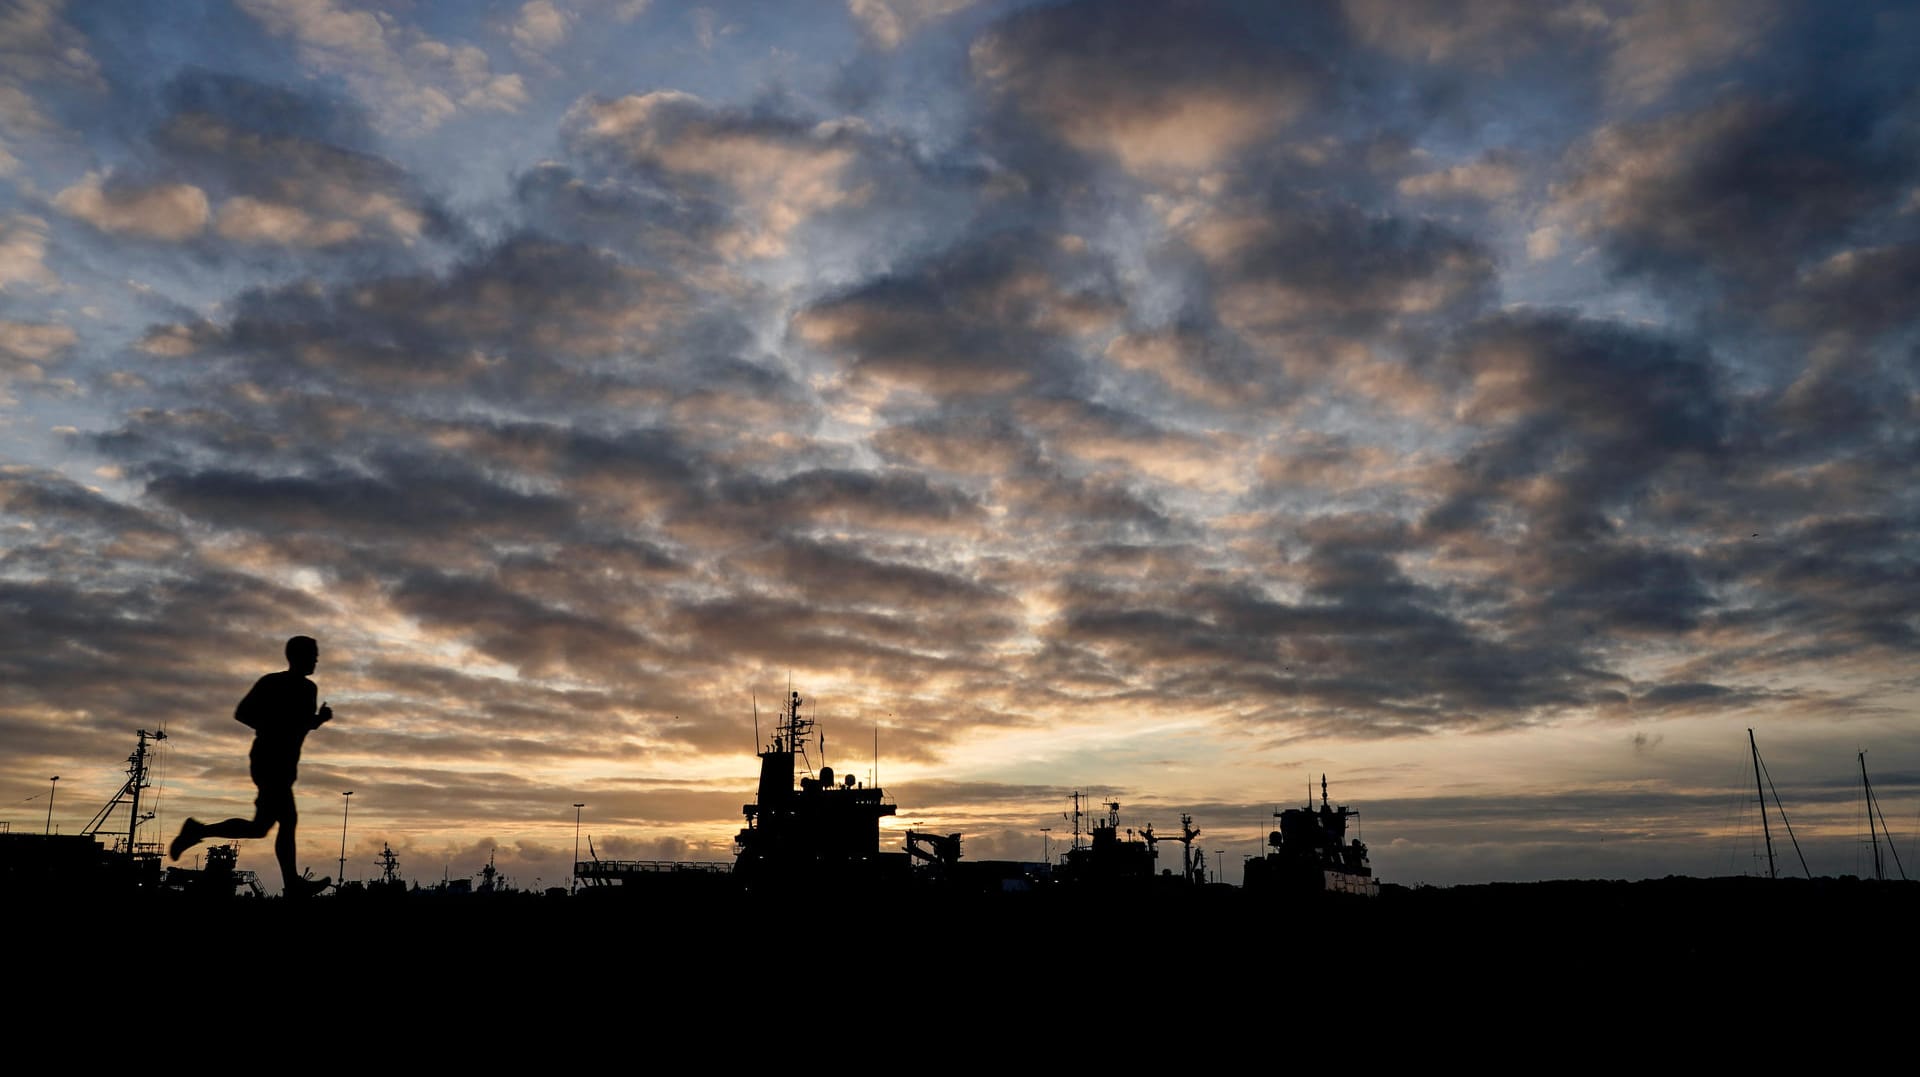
[
  {"left": 1054, "top": 793, "right": 1158, "bottom": 887},
  {"left": 733, "top": 689, "right": 903, "bottom": 889},
  {"left": 1243, "top": 775, "right": 1378, "bottom": 898}
]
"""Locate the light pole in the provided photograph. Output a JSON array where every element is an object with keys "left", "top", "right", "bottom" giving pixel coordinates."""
[
  {"left": 45, "top": 776, "right": 58, "bottom": 834},
  {"left": 572, "top": 803, "right": 585, "bottom": 895},
  {"left": 338, "top": 791, "right": 353, "bottom": 884},
  {"left": 1040, "top": 827, "right": 1052, "bottom": 865}
]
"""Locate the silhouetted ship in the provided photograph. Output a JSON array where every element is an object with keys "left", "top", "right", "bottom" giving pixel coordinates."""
[
  {"left": 580, "top": 688, "right": 1053, "bottom": 897},
  {"left": 577, "top": 687, "right": 910, "bottom": 896},
  {"left": 1, "top": 729, "right": 172, "bottom": 899},
  {"left": 333, "top": 842, "right": 409, "bottom": 898},
  {"left": 734, "top": 688, "right": 909, "bottom": 890},
  {"left": 162, "top": 842, "right": 265, "bottom": 899},
  {"left": 1052, "top": 793, "right": 1159, "bottom": 889},
  {"left": 1242, "top": 775, "right": 1378, "bottom": 898}
]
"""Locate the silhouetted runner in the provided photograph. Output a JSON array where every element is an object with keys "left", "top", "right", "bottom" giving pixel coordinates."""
[{"left": 170, "top": 635, "right": 336, "bottom": 898}]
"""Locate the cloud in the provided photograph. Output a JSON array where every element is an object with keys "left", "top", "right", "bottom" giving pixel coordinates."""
[
  {"left": 1041, "top": 550, "right": 1627, "bottom": 736},
  {"left": 236, "top": 0, "right": 526, "bottom": 131},
  {"left": 1014, "top": 396, "right": 1247, "bottom": 492},
  {"left": 141, "top": 463, "right": 578, "bottom": 546},
  {"left": 1345, "top": 0, "right": 1777, "bottom": 112},
  {"left": 701, "top": 467, "right": 984, "bottom": 536},
  {"left": 512, "top": 161, "right": 726, "bottom": 265},
  {"left": 53, "top": 172, "right": 210, "bottom": 241},
  {"left": 794, "top": 228, "right": 1118, "bottom": 398},
  {"left": 1603, "top": 0, "right": 1781, "bottom": 106},
  {"left": 385, "top": 567, "right": 655, "bottom": 680},
  {"left": 511, "top": 1, "right": 573, "bottom": 52},
  {"left": 564, "top": 90, "right": 874, "bottom": 258},
  {"left": 214, "top": 196, "right": 362, "bottom": 247},
  {"left": 0, "top": 317, "right": 76, "bottom": 383},
  {"left": 0, "top": 0, "right": 102, "bottom": 137},
  {"left": 136, "top": 321, "right": 216, "bottom": 357},
  {"left": 847, "top": 0, "right": 974, "bottom": 50},
  {"left": 0, "top": 214, "right": 57, "bottom": 290},
  {"left": 1341, "top": 0, "right": 1601, "bottom": 70},
  {"left": 1546, "top": 93, "right": 1916, "bottom": 292},
  {"left": 151, "top": 70, "right": 453, "bottom": 249},
  {"left": 733, "top": 534, "right": 1011, "bottom": 616},
  {"left": 972, "top": 0, "right": 1325, "bottom": 175},
  {"left": 1185, "top": 193, "right": 1495, "bottom": 344},
  {"left": 0, "top": 470, "right": 311, "bottom": 739},
  {"left": 1421, "top": 310, "right": 1730, "bottom": 561},
  {"left": 1101, "top": 325, "right": 1275, "bottom": 411},
  {"left": 185, "top": 234, "right": 690, "bottom": 392},
  {"left": 1782, "top": 242, "right": 1920, "bottom": 337},
  {"left": 1398, "top": 150, "right": 1524, "bottom": 202}
]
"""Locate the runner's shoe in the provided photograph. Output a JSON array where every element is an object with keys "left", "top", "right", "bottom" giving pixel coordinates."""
[
  {"left": 169, "top": 818, "right": 203, "bottom": 862},
  {"left": 285, "top": 873, "right": 332, "bottom": 899}
]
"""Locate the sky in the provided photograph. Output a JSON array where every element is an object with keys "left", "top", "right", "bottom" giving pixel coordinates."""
[{"left": 2, "top": 0, "right": 1916, "bottom": 893}]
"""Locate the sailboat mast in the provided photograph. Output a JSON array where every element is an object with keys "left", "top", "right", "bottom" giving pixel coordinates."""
[
  {"left": 1861, "top": 751, "right": 1884, "bottom": 882},
  {"left": 1749, "top": 728, "right": 1777, "bottom": 880}
]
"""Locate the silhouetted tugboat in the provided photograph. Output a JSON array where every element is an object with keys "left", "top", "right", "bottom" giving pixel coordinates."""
[
  {"left": 1243, "top": 775, "right": 1378, "bottom": 898},
  {"left": 733, "top": 689, "right": 908, "bottom": 892}
]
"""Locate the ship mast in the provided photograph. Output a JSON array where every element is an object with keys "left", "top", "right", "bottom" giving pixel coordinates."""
[
  {"left": 1858, "top": 751, "right": 1906, "bottom": 881},
  {"left": 82, "top": 728, "right": 168, "bottom": 855},
  {"left": 1861, "top": 750, "right": 1882, "bottom": 881},
  {"left": 1749, "top": 728, "right": 1777, "bottom": 879},
  {"left": 1174, "top": 813, "right": 1201, "bottom": 883},
  {"left": 1746, "top": 729, "right": 1811, "bottom": 880}
]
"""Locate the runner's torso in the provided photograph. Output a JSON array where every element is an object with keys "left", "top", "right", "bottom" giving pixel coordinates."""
[{"left": 238, "top": 670, "right": 317, "bottom": 778}]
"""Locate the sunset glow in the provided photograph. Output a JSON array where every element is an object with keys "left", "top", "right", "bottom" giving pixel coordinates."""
[{"left": 3, "top": 0, "right": 1916, "bottom": 895}]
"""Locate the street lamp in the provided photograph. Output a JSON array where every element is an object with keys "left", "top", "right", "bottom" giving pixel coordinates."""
[
  {"left": 338, "top": 791, "right": 354, "bottom": 885},
  {"left": 1040, "top": 826, "right": 1052, "bottom": 865},
  {"left": 45, "top": 777, "right": 58, "bottom": 835},
  {"left": 572, "top": 803, "right": 585, "bottom": 895}
]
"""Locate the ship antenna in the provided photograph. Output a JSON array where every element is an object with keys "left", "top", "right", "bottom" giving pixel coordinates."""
[{"left": 753, "top": 691, "right": 761, "bottom": 753}]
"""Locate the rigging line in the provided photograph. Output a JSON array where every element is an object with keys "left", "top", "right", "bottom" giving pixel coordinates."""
[
  {"left": 1731, "top": 738, "right": 1764, "bottom": 877},
  {"left": 1866, "top": 771, "right": 1907, "bottom": 881},
  {"left": 1758, "top": 752, "right": 1812, "bottom": 879},
  {"left": 1722, "top": 753, "right": 1751, "bottom": 877},
  {"left": 151, "top": 735, "right": 167, "bottom": 847}
]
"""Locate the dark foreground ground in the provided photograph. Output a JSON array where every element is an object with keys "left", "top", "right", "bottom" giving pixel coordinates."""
[{"left": 14, "top": 874, "right": 1913, "bottom": 1058}]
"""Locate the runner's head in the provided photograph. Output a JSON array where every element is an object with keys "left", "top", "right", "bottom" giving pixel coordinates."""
[{"left": 286, "top": 635, "right": 319, "bottom": 674}]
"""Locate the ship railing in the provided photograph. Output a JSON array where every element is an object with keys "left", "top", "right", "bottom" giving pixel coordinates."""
[{"left": 574, "top": 859, "right": 735, "bottom": 881}]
